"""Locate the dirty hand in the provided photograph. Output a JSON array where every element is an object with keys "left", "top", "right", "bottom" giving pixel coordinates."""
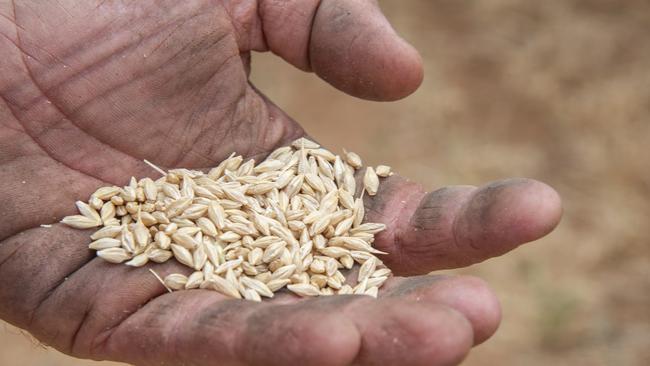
[{"left": 0, "top": 1, "right": 562, "bottom": 365}]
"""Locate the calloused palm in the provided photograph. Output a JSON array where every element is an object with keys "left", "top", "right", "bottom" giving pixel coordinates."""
[{"left": 0, "top": 1, "right": 562, "bottom": 365}]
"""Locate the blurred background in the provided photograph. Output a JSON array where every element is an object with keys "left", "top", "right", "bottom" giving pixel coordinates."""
[{"left": 2, "top": 0, "right": 649, "bottom": 365}]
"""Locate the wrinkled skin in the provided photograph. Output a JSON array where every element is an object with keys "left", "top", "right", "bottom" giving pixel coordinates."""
[{"left": 0, "top": 1, "right": 563, "bottom": 365}]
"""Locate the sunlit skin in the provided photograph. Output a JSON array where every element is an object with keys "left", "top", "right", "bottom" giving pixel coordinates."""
[{"left": 0, "top": 1, "right": 562, "bottom": 365}]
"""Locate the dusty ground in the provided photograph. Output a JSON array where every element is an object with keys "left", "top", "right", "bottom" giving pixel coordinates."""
[{"left": 2, "top": 0, "right": 649, "bottom": 365}]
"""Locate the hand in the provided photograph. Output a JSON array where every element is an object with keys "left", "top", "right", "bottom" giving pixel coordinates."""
[{"left": 0, "top": 1, "right": 562, "bottom": 365}]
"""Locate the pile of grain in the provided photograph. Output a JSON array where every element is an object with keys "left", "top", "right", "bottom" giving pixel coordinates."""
[{"left": 61, "top": 138, "right": 393, "bottom": 301}]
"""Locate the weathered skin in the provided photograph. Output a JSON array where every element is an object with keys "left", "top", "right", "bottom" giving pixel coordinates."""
[{"left": 0, "top": 1, "right": 562, "bottom": 365}]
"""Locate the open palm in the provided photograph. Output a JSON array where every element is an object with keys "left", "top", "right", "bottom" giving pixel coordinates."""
[{"left": 0, "top": 1, "right": 562, "bottom": 365}]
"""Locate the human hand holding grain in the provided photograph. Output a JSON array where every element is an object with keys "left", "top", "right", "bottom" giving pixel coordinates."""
[{"left": 0, "top": 1, "right": 562, "bottom": 365}]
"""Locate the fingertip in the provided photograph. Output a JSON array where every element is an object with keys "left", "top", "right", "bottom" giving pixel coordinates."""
[
  {"left": 490, "top": 178, "right": 563, "bottom": 242},
  {"left": 364, "top": 38, "right": 424, "bottom": 101},
  {"left": 407, "top": 305, "right": 474, "bottom": 366},
  {"left": 524, "top": 179, "right": 563, "bottom": 237},
  {"left": 310, "top": 0, "right": 424, "bottom": 101},
  {"left": 420, "top": 276, "right": 502, "bottom": 344},
  {"left": 302, "top": 310, "right": 361, "bottom": 366},
  {"left": 456, "top": 178, "right": 563, "bottom": 258},
  {"left": 349, "top": 299, "right": 473, "bottom": 366}
]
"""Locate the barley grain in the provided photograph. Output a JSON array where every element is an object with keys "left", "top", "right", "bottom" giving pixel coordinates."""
[
  {"left": 60, "top": 143, "right": 394, "bottom": 300},
  {"left": 61, "top": 215, "right": 101, "bottom": 229},
  {"left": 375, "top": 165, "right": 392, "bottom": 177},
  {"left": 97, "top": 248, "right": 130, "bottom": 263},
  {"left": 164, "top": 273, "right": 188, "bottom": 290},
  {"left": 363, "top": 167, "right": 379, "bottom": 196},
  {"left": 343, "top": 149, "right": 362, "bottom": 168},
  {"left": 89, "top": 238, "right": 121, "bottom": 250},
  {"left": 287, "top": 283, "right": 320, "bottom": 297}
]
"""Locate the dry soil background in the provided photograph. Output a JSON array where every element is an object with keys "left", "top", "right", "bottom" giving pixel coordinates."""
[{"left": 2, "top": 0, "right": 649, "bottom": 365}]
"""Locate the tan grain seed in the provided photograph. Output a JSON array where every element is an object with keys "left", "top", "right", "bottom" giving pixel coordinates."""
[
  {"left": 227, "top": 222, "right": 255, "bottom": 236},
  {"left": 196, "top": 217, "right": 218, "bottom": 237},
  {"left": 171, "top": 244, "right": 194, "bottom": 267},
  {"left": 125, "top": 202, "right": 139, "bottom": 215},
  {"left": 121, "top": 187, "right": 137, "bottom": 202},
  {"left": 192, "top": 246, "right": 208, "bottom": 271},
  {"left": 310, "top": 274, "right": 328, "bottom": 288},
  {"left": 343, "top": 149, "right": 362, "bottom": 168},
  {"left": 115, "top": 205, "right": 128, "bottom": 217},
  {"left": 120, "top": 227, "right": 136, "bottom": 253},
  {"left": 224, "top": 155, "right": 244, "bottom": 171},
  {"left": 203, "top": 261, "right": 215, "bottom": 281},
  {"left": 61, "top": 215, "right": 101, "bottom": 229},
  {"left": 241, "top": 261, "right": 258, "bottom": 276},
  {"left": 97, "top": 247, "right": 130, "bottom": 263},
  {"left": 325, "top": 258, "right": 339, "bottom": 277},
  {"left": 161, "top": 183, "right": 181, "bottom": 200},
  {"left": 267, "top": 278, "right": 290, "bottom": 291},
  {"left": 125, "top": 253, "right": 149, "bottom": 267},
  {"left": 205, "top": 242, "right": 223, "bottom": 267},
  {"left": 164, "top": 273, "right": 188, "bottom": 290},
  {"left": 333, "top": 156, "right": 345, "bottom": 184},
  {"left": 90, "top": 225, "right": 123, "bottom": 240},
  {"left": 154, "top": 231, "right": 171, "bottom": 249},
  {"left": 270, "top": 264, "right": 296, "bottom": 280},
  {"left": 241, "top": 276, "right": 274, "bottom": 298},
  {"left": 334, "top": 216, "right": 354, "bottom": 236},
  {"left": 364, "top": 286, "right": 379, "bottom": 298},
  {"left": 350, "top": 250, "right": 375, "bottom": 263},
  {"left": 89, "top": 195, "right": 104, "bottom": 210},
  {"left": 309, "top": 259, "right": 326, "bottom": 274},
  {"left": 372, "top": 268, "right": 392, "bottom": 278},
  {"left": 338, "top": 285, "right": 354, "bottom": 295},
  {"left": 253, "top": 159, "right": 284, "bottom": 173},
  {"left": 201, "top": 201, "right": 224, "bottom": 229},
  {"left": 219, "top": 231, "right": 241, "bottom": 242},
  {"left": 136, "top": 187, "right": 146, "bottom": 202},
  {"left": 181, "top": 204, "right": 208, "bottom": 220},
  {"left": 185, "top": 271, "right": 204, "bottom": 289},
  {"left": 305, "top": 173, "right": 326, "bottom": 193},
  {"left": 215, "top": 258, "right": 244, "bottom": 274},
  {"left": 243, "top": 288, "right": 262, "bottom": 302},
  {"left": 350, "top": 222, "right": 386, "bottom": 234},
  {"left": 163, "top": 222, "right": 178, "bottom": 235},
  {"left": 367, "top": 276, "right": 389, "bottom": 288},
  {"left": 287, "top": 283, "right": 320, "bottom": 297},
  {"left": 340, "top": 255, "right": 354, "bottom": 269},
  {"left": 309, "top": 148, "right": 336, "bottom": 162},
  {"left": 291, "top": 137, "right": 320, "bottom": 149},
  {"left": 354, "top": 277, "right": 368, "bottom": 294},
  {"left": 352, "top": 198, "right": 365, "bottom": 227},
  {"left": 343, "top": 169, "right": 356, "bottom": 194},
  {"left": 110, "top": 195, "right": 125, "bottom": 206},
  {"left": 143, "top": 178, "right": 158, "bottom": 201},
  {"left": 93, "top": 186, "right": 121, "bottom": 200},
  {"left": 88, "top": 238, "right": 121, "bottom": 250},
  {"left": 263, "top": 241, "right": 286, "bottom": 263},
  {"left": 133, "top": 222, "right": 151, "bottom": 247},
  {"left": 363, "top": 167, "right": 379, "bottom": 196},
  {"left": 358, "top": 256, "right": 377, "bottom": 282},
  {"left": 148, "top": 249, "right": 173, "bottom": 263},
  {"left": 76, "top": 201, "right": 101, "bottom": 222},
  {"left": 165, "top": 197, "right": 192, "bottom": 218},
  {"left": 327, "top": 276, "right": 342, "bottom": 290},
  {"left": 309, "top": 214, "right": 331, "bottom": 236},
  {"left": 375, "top": 165, "right": 392, "bottom": 177}
]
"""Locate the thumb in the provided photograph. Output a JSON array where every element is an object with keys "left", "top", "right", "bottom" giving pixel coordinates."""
[{"left": 258, "top": 0, "right": 423, "bottom": 101}]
